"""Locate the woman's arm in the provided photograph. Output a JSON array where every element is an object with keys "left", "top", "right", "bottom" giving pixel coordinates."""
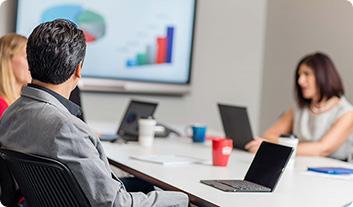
[
  {"left": 245, "top": 107, "right": 294, "bottom": 153},
  {"left": 297, "top": 111, "right": 353, "bottom": 157},
  {"left": 262, "top": 108, "right": 294, "bottom": 141}
]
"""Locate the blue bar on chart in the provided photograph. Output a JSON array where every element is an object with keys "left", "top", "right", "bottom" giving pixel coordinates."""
[
  {"left": 126, "top": 59, "right": 138, "bottom": 67},
  {"left": 166, "top": 26, "right": 174, "bottom": 63}
]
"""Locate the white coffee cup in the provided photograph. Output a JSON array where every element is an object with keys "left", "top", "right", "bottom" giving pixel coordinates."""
[
  {"left": 278, "top": 135, "right": 298, "bottom": 169},
  {"left": 138, "top": 118, "right": 157, "bottom": 147}
]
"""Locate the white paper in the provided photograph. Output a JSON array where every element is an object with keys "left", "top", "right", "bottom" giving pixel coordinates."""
[{"left": 130, "top": 154, "right": 208, "bottom": 166}]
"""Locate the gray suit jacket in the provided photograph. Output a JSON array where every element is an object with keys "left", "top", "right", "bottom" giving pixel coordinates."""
[{"left": 0, "top": 87, "right": 188, "bottom": 207}]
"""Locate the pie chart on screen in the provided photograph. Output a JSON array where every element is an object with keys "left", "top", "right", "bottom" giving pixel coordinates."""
[{"left": 41, "top": 5, "right": 106, "bottom": 43}]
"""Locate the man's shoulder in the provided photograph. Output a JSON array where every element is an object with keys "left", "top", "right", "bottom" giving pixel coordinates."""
[
  {"left": 9, "top": 96, "right": 70, "bottom": 121},
  {"left": 3, "top": 96, "right": 89, "bottom": 133},
  {"left": 0, "top": 96, "right": 98, "bottom": 147}
]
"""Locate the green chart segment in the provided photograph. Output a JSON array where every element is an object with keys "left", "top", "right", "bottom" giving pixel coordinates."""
[
  {"left": 41, "top": 5, "right": 106, "bottom": 42},
  {"left": 127, "top": 26, "right": 175, "bottom": 68}
]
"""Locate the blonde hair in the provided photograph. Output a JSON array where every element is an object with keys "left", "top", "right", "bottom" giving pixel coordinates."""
[{"left": 0, "top": 33, "right": 27, "bottom": 104}]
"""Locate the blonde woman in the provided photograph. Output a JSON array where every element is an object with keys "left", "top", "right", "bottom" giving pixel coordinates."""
[{"left": 0, "top": 33, "right": 31, "bottom": 118}]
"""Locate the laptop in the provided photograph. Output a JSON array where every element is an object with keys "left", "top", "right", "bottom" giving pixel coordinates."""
[
  {"left": 100, "top": 100, "right": 158, "bottom": 142},
  {"left": 218, "top": 103, "right": 254, "bottom": 151},
  {"left": 201, "top": 141, "right": 293, "bottom": 192}
]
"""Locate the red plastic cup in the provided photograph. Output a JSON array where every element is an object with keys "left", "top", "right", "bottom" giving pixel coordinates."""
[{"left": 212, "top": 138, "right": 233, "bottom": 166}]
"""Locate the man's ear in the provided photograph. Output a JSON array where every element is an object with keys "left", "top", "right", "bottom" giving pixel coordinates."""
[{"left": 74, "top": 62, "right": 82, "bottom": 79}]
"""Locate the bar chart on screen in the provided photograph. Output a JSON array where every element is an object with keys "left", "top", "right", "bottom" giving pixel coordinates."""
[{"left": 126, "top": 26, "right": 175, "bottom": 68}]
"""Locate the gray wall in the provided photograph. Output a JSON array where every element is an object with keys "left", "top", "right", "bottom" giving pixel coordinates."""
[
  {"left": 0, "top": 0, "right": 15, "bottom": 34},
  {"left": 260, "top": 0, "right": 353, "bottom": 132},
  {"left": 0, "top": 0, "right": 267, "bottom": 133}
]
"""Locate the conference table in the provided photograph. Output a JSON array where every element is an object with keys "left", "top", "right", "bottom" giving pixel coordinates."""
[{"left": 100, "top": 136, "right": 353, "bottom": 207}]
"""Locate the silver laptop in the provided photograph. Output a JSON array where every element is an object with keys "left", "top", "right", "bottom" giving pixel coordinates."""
[
  {"left": 218, "top": 103, "right": 254, "bottom": 151},
  {"left": 201, "top": 141, "right": 293, "bottom": 192}
]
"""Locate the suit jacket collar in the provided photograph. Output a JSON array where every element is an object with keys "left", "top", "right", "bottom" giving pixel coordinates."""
[{"left": 21, "top": 86, "right": 73, "bottom": 115}]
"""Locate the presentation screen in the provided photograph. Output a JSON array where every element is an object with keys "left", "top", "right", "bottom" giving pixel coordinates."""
[{"left": 16, "top": 0, "right": 196, "bottom": 87}]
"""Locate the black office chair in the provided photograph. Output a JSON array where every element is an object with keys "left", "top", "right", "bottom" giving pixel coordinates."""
[
  {"left": 0, "top": 149, "right": 91, "bottom": 207},
  {"left": 0, "top": 155, "right": 20, "bottom": 207},
  {"left": 69, "top": 86, "right": 85, "bottom": 122}
]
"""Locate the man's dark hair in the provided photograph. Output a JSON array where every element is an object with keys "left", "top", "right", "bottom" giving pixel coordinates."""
[
  {"left": 27, "top": 19, "right": 86, "bottom": 84},
  {"left": 294, "top": 52, "right": 344, "bottom": 108}
]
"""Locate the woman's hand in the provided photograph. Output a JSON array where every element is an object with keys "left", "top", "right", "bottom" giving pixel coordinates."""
[{"left": 245, "top": 137, "right": 266, "bottom": 153}]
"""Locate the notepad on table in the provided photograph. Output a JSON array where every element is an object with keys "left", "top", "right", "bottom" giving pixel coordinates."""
[
  {"left": 130, "top": 154, "right": 206, "bottom": 166},
  {"left": 307, "top": 167, "right": 353, "bottom": 175}
]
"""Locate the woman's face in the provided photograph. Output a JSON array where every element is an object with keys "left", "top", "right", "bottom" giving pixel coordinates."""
[
  {"left": 11, "top": 46, "right": 31, "bottom": 85},
  {"left": 297, "top": 64, "right": 319, "bottom": 101}
]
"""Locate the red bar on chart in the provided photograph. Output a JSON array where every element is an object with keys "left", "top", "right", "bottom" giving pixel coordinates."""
[{"left": 156, "top": 37, "right": 167, "bottom": 64}]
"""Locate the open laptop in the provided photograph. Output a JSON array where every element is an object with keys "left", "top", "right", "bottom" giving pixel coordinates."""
[
  {"left": 218, "top": 103, "right": 254, "bottom": 151},
  {"left": 201, "top": 141, "right": 293, "bottom": 192},
  {"left": 100, "top": 100, "right": 158, "bottom": 142}
]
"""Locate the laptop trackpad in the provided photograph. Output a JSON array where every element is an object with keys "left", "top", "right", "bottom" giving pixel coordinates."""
[{"left": 200, "top": 180, "right": 237, "bottom": 192}]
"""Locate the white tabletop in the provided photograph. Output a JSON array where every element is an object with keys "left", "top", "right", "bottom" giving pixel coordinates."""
[{"left": 101, "top": 137, "right": 353, "bottom": 207}]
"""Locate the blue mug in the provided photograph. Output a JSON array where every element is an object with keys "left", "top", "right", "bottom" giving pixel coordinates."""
[{"left": 185, "top": 124, "right": 207, "bottom": 143}]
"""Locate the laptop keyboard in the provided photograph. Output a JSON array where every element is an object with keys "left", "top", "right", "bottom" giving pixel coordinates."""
[{"left": 219, "top": 180, "right": 271, "bottom": 192}]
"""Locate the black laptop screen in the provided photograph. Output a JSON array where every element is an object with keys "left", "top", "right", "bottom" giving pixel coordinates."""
[
  {"left": 218, "top": 104, "right": 253, "bottom": 150},
  {"left": 244, "top": 142, "right": 293, "bottom": 190},
  {"left": 117, "top": 100, "right": 158, "bottom": 138}
]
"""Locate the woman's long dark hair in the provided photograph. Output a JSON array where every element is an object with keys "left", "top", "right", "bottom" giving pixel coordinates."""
[{"left": 295, "top": 52, "right": 344, "bottom": 108}]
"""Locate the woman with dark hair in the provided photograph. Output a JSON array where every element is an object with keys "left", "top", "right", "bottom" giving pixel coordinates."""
[{"left": 245, "top": 52, "right": 353, "bottom": 161}]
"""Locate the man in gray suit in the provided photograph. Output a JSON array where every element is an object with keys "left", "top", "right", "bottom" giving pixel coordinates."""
[{"left": 0, "top": 19, "right": 188, "bottom": 207}]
